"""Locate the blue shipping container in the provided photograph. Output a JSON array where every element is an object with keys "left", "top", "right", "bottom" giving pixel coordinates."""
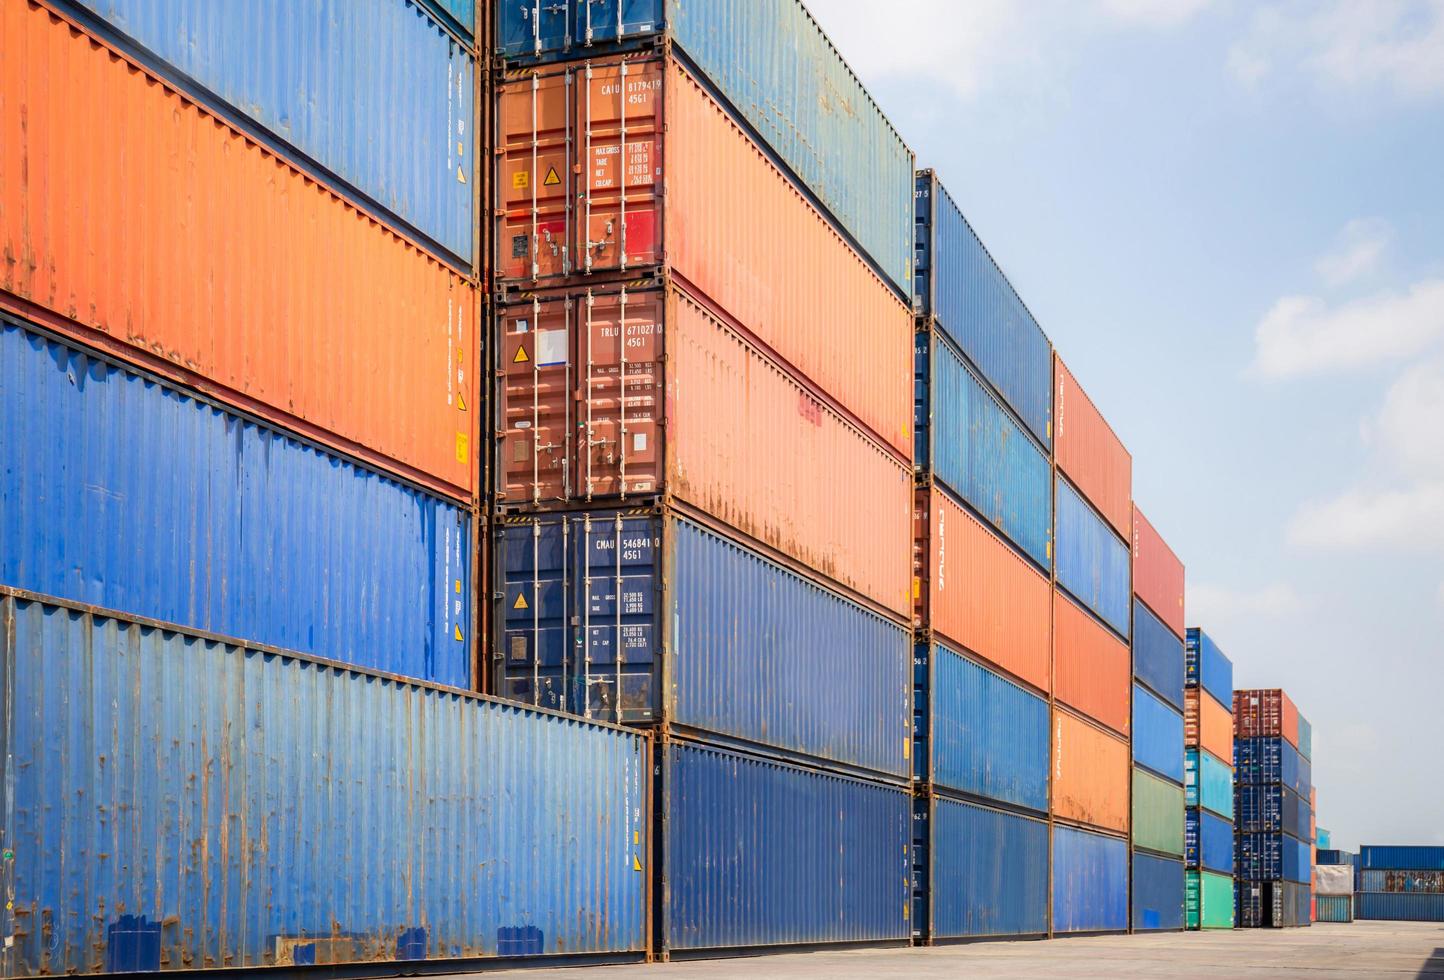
[
  {"left": 495, "top": 0, "right": 913, "bottom": 296},
  {"left": 1355, "top": 893, "right": 1444, "bottom": 921},
  {"left": 1055, "top": 478, "right": 1131, "bottom": 638},
  {"left": 1362, "top": 846, "right": 1444, "bottom": 870},
  {"left": 663, "top": 740, "right": 911, "bottom": 952},
  {"left": 1053, "top": 826, "right": 1128, "bottom": 933},
  {"left": 0, "top": 319, "right": 471, "bottom": 688},
  {"left": 1316, "top": 895, "right": 1352, "bottom": 922},
  {"left": 1186, "top": 809, "right": 1235, "bottom": 875},
  {"left": 1133, "top": 599, "right": 1185, "bottom": 709},
  {"left": 1298, "top": 714, "right": 1313, "bottom": 761},
  {"left": 1237, "top": 784, "right": 1309, "bottom": 838},
  {"left": 0, "top": 590, "right": 646, "bottom": 975},
  {"left": 74, "top": 0, "right": 476, "bottom": 264},
  {"left": 931, "top": 797, "right": 1048, "bottom": 939},
  {"left": 1132, "top": 852, "right": 1185, "bottom": 931},
  {"left": 1185, "top": 627, "right": 1233, "bottom": 708},
  {"left": 1235, "top": 737, "right": 1303, "bottom": 792},
  {"left": 1236, "top": 832, "right": 1310, "bottom": 884},
  {"left": 1132, "top": 684, "right": 1185, "bottom": 784},
  {"left": 929, "top": 644, "right": 1049, "bottom": 812},
  {"left": 914, "top": 171, "right": 1053, "bottom": 447},
  {"left": 1359, "top": 870, "right": 1444, "bottom": 893},
  {"left": 916, "top": 329, "right": 1052, "bottom": 568},
  {"left": 497, "top": 511, "right": 910, "bottom": 778},
  {"left": 1185, "top": 748, "right": 1234, "bottom": 819},
  {"left": 1317, "top": 848, "right": 1355, "bottom": 867}
]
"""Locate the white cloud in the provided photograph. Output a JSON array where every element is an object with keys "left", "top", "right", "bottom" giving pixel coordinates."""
[
  {"left": 1100, "top": 0, "right": 1213, "bottom": 28},
  {"left": 1366, "top": 358, "right": 1444, "bottom": 477},
  {"left": 1315, "top": 218, "right": 1391, "bottom": 287},
  {"left": 1289, "top": 484, "right": 1444, "bottom": 550},
  {"left": 1187, "top": 581, "right": 1306, "bottom": 623}
]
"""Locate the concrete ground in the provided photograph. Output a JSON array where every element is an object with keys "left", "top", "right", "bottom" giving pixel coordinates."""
[{"left": 475, "top": 921, "right": 1444, "bottom": 978}]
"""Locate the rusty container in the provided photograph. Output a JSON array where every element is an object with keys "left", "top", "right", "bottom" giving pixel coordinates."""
[
  {"left": 1055, "top": 354, "right": 1131, "bottom": 539},
  {"left": 1186, "top": 687, "right": 1235, "bottom": 762},
  {"left": 1054, "top": 589, "right": 1131, "bottom": 737},
  {"left": 1132, "top": 505, "right": 1186, "bottom": 639},
  {"left": 1052, "top": 706, "right": 1130, "bottom": 834},
  {"left": 1233, "top": 688, "right": 1301, "bottom": 748}
]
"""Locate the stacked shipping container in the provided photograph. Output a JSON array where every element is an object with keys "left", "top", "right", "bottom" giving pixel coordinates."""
[
  {"left": 1234, "top": 689, "right": 1314, "bottom": 928},
  {"left": 1356, "top": 847, "right": 1444, "bottom": 922},
  {"left": 1183, "top": 628, "right": 1235, "bottom": 929}
]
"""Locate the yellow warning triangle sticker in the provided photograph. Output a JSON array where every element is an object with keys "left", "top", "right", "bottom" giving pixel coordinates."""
[
  {"left": 632, "top": 855, "right": 643, "bottom": 872},
  {"left": 544, "top": 166, "right": 561, "bottom": 187},
  {"left": 513, "top": 592, "right": 529, "bottom": 610},
  {"left": 454, "top": 579, "right": 462, "bottom": 595},
  {"left": 457, "top": 390, "right": 467, "bottom": 412},
  {"left": 454, "top": 625, "right": 464, "bottom": 642},
  {"left": 513, "top": 345, "right": 530, "bottom": 364}
]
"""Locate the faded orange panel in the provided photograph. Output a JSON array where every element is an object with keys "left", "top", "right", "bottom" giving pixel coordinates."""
[
  {"left": 1186, "top": 688, "right": 1234, "bottom": 762},
  {"left": 1, "top": 2, "right": 478, "bottom": 499},
  {"left": 1053, "top": 707, "right": 1130, "bottom": 834},
  {"left": 1054, "top": 354, "right": 1132, "bottom": 539},
  {"left": 1054, "top": 590, "right": 1131, "bottom": 736},
  {"left": 1133, "top": 505, "right": 1186, "bottom": 638}
]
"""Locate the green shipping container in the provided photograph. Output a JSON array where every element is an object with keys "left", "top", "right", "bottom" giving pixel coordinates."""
[
  {"left": 1186, "top": 870, "right": 1235, "bottom": 929},
  {"left": 1133, "top": 767, "right": 1185, "bottom": 857},
  {"left": 1186, "top": 748, "right": 1234, "bottom": 819}
]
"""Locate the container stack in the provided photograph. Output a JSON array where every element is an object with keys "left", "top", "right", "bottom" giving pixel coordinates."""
[
  {"left": 490, "top": 1, "right": 917, "bottom": 957},
  {"left": 1315, "top": 860, "right": 1355, "bottom": 923},
  {"left": 1356, "top": 847, "right": 1444, "bottom": 922},
  {"left": 1310, "top": 786, "right": 1319, "bottom": 921},
  {"left": 1183, "top": 629, "right": 1236, "bottom": 929},
  {"left": 1234, "top": 689, "right": 1313, "bottom": 927},
  {"left": 1128, "top": 511, "right": 1187, "bottom": 932}
]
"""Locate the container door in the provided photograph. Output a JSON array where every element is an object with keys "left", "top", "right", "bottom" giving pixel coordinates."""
[
  {"left": 498, "top": 515, "right": 576, "bottom": 712},
  {"left": 574, "top": 512, "right": 661, "bottom": 722},
  {"left": 576, "top": 57, "right": 663, "bottom": 274},
  {"left": 499, "top": 298, "right": 574, "bottom": 505},
  {"left": 573, "top": 0, "right": 663, "bottom": 47},
  {"left": 498, "top": 66, "right": 575, "bottom": 281},
  {"left": 575, "top": 288, "right": 664, "bottom": 499},
  {"left": 496, "top": 0, "right": 572, "bottom": 58}
]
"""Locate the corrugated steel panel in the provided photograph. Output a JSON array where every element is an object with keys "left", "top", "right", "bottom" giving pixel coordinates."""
[
  {"left": 1055, "top": 478, "right": 1130, "bottom": 638},
  {"left": 1185, "top": 628, "right": 1234, "bottom": 709},
  {"left": 1298, "top": 714, "right": 1313, "bottom": 762},
  {"left": 1186, "top": 870, "right": 1235, "bottom": 929},
  {"left": 2, "top": 1, "right": 480, "bottom": 500},
  {"left": 1236, "top": 832, "right": 1311, "bottom": 884},
  {"left": 1315, "top": 895, "right": 1353, "bottom": 922},
  {"left": 1052, "top": 708, "right": 1129, "bottom": 833},
  {"left": 1360, "top": 846, "right": 1444, "bottom": 870},
  {"left": 495, "top": 510, "right": 910, "bottom": 777},
  {"left": 1131, "top": 506, "right": 1184, "bottom": 638},
  {"left": 1133, "top": 768, "right": 1185, "bottom": 858},
  {"left": 1132, "top": 852, "right": 1185, "bottom": 931},
  {"left": 921, "top": 330, "right": 1051, "bottom": 568},
  {"left": 1355, "top": 893, "right": 1444, "bottom": 921},
  {"left": 1235, "top": 737, "right": 1306, "bottom": 794},
  {"left": 929, "top": 644, "right": 1049, "bottom": 811},
  {"left": 0, "top": 591, "right": 646, "bottom": 976},
  {"left": 1315, "top": 866, "right": 1353, "bottom": 896},
  {"left": 1133, "top": 599, "right": 1185, "bottom": 710},
  {"left": 662, "top": 739, "right": 911, "bottom": 952},
  {"left": 428, "top": 0, "right": 474, "bottom": 34},
  {"left": 1186, "top": 687, "right": 1234, "bottom": 763},
  {"left": 1052, "top": 826, "right": 1128, "bottom": 934},
  {"left": 1187, "top": 809, "right": 1234, "bottom": 874},
  {"left": 919, "top": 486, "right": 1051, "bottom": 693},
  {"left": 2, "top": 320, "right": 472, "bottom": 687},
  {"left": 1133, "top": 684, "right": 1185, "bottom": 785},
  {"left": 1316, "top": 848, "right": 1355, "bottom": 867},
  {"left": 1054, "top": 590, "right": 1130, "bottom": 736},
  {"left": 496, "top": 1, "right": 916, "bottom": 296},
  {"left": 74, "top": 0, "right": 475, "bottom": 264},
  {"left": 1185, "top": 749, "right": 1233, "bottom": 819},
  {"left": 1359, "top": 870, "right": 1444, "bottom": 893},
  {"left": 931, "top": 796, "right": 1048, "bottom": 939},
  {"left": 914, "top": 172, "right": 1053, "bottom": 447},
  {"left": 1055, "top": 355, "right": 1131, "bottom": 538},
  {"left": 1234, "top": 688, "right": 1301, "bottom": 749}
]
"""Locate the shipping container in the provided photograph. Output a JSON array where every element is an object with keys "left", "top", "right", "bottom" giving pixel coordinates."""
[
  {"left": 1234, "top": 689, "right": 1301, "bottom": 748},
  {"left": 914, "top": 172, "right": 1053, "bottom": 447},
  {"left": 495, "top": 54, "right": 912, "bottom": 458},
  {"left": 497, "top": 281, "right": 912, "bottom": 615},
  {"left": 1355, "top": 893, "right": 1444, "bottom": 921},
  {"left": 1055, "top": 355, "right": 1130, "bottom": 538},
  {"left": 1237, "top": 785, "right": 1310, "bottom": 838},
  {"left": 1187, "top": 687, "right": 1234, "bottom": 765},
  {"left": 0, "top": 590, "right": 646, "bottom": 976},
  {"left": 1185, "top": 628, "right": 1233, "bottom": 712},
  {"left": 495, "top": 0, "right": 915, "bottom": 296},
  {"left": 427, "top": 0, "right": 474, "bottom": 35},
  {"left": 915, "top": 486, "right": 1051, "bottom": 693},
  {"left": 1186, "top": 748, "right": 1234, "bottom": 819},
  {"left": 1131, "top": 507, "right": 1184, "bottom": 638},
  {"left": 929, "top": 796, "right": 1049, "bottom": 940},
  {"left": 926, "top": 645, "right": 1049, "bottom": 812},
  {"left": 1238, "top": 881, "right": 1310, "bottom": 928},
  {"left": 1052, "top": 826, "right": 1128, "bottom": 934},
  {"left": 1360, "top": 846, "right": 1444, "bottom": 870},
  {"left": 495, "top": 509, "right": 910, "bottom": 776},
  {"left": 71, "top": 0, "right": 477, "bottom": 265},
  {"left": 1235, "top": 737, "right": 1308, "bottom": 795},
  {"left": 1133, "top": 599, "right": 1185, "bottom": 710},
  {"left": 1133, "top": 684, "right": 1185, "bottom": 784},
  {"left": 1315, "top": 895, "right": 1353, "bottom": 922},
  {"left": 1315, "top": 865, "right": 1354, "bottom": 896},
  {"left": 660, "top": 739, "right": 911, "bottom": 953},
  {"left": 915, "top": 326, "right": 1052, "bottom": 568},
  {"left": 1237, "top": 833, "right": 1311, "bottom": 884},
  {"left": 1298, "top": 714, "right": 1313, "bottom": 762},
  {"left": 2, "top": 1, "right": 480, "bottom": 500},
  {"left": 1187, "top": 870, "right": 1235, "bottom": 930},
  {"left": 1133, "top": 768, "right": 1185, "bottom": 858},
  {"left": 1132, "top": 852, "right": 1185, "bottom": 931},
  {"left": 1054, "top": 590, "right": 1131, "bottom": 736},
  {"left": 1359, "top": 870, "right": 1444, "bottom": 893},
  {"left": 1316, "top": 849, "right": 1355, "bottom": 867},
  {"left": 1052, "top": 708, "right": 1130, "bottom": 833},
  {"left": 1317, "top": 829, "right": 1332, "bottom": 849},
  {"left": 1055, "top": 478, "right": 1130, "bottom": 638},
  {"left": 1187, "top": 809, "right": 1235, "bottom": 874},
  {"left": 2, "top": 320, "right": 472, "bottom": 688}
]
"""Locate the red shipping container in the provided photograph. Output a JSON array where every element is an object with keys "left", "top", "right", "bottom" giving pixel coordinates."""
[
  {"left": 1233, "top": 688, "right": 1301, "bottom": 748},
  {"left": 497, "top": 280, "right": 912, "bottom": 617},
  {"left": 1, "top": 2, "right": 480, "bottom": 501},
  {"left": 915, "top": 486, "right": 1051, "bottom": 693},
  {"left": 495, "top": 53, "right": 912, "bottom": 459},
  {"left": 1052, "top": 706, "right": 1130, "bottom": 834},
  {"left": 1132, "top": 506, "right": 1185, "bottom": 638},
  {"left": 1054, "top": 590, "right": 1130, "bottom": 737},
  {"left": 1054, "top": 355, "right": 1131, "bottom": 539},
  {"left": 1185, "top": 688, "right": 1234, "bottom": 762}
]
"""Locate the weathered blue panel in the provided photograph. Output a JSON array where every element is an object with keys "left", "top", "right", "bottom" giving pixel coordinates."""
[
  {"left": 931, "top": 644, "right": 1049, "bottom": 812},
  {"left": 427, "top": 0, "right": 476, "bottom": 34},
  {"left": 0, "top": 591, "right": 646, "bottom": 976},
  {"left": 74, "top": 0, "right": 476, "bottom": 264},
  {"left": 0, "top": 320, "right": 471, "bottom": 687},
  {"left": 1316, "top": 895, "right": 1353, "bottom": 922},
  {"left": 496, "top": 511, "right": 910, "bottom": 777},
  {"left": 1133, "top": 599, "right": 1184, "bottom": 709},
  {"left": 1360, "top": 846, "right": 1444, "bottom": 870},
  {"left": 1185, "top": 749, "right": 1234, "bottom": 819},
  {"left": 1133, "top": 684, "right": 1185, "bottom": 784},
  {"left": 1236, "top": 832, "right": 1310, "bottom": 884},
  {"left": 663, "top": 740, "right": 911, "bottom": 951},
  {"left": 1185, "top": 627, "right": 1234, "bottom": 708},
  {"left": 932, "top": 797, "right": 1048, "bottom": 939},
  {"left": 1317, "top": 848, "right": 1355, "bottom": 867},
  {"left": 1186, "top": 809, "right": 1235, "bottom": 875},
  {"left": 1298, "top": 714, "right": 1313, "bottom": 762},
  {"left": 1238, "top": 784, "right": 1308, "bottom": 835},
  {"left": 1359, "top": 870, "right": 1444, "bottom": 893},
  {"left": 923, "top": 332, "right": 1051, "bottom": 568},
  {"left": 1055, "top": 478, "right": 1130, "bottom": 638},
  {"left": 1052, "top": 826, "right": 1128, "bottom": 933},
  {"left": 914, "top": 171, "right": 1053, "bottom": 446},
  {"left": 1356, "top": 893, "right": 1444, "bottom": 921},
  {"left": 1235, "top": 737, "right": 1305, "bottom": 794},
  {"left": 1132, "top": 852, "right": 1185, "bottom": 931}
]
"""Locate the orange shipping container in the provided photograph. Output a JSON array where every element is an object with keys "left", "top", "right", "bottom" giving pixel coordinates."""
[
  {"left": 1186, "top": 688, "right": 1234, "bottom": 762},
  {"left": 1055, "top": 355, "right": 1132, "bottom": 538},
  {"left": 497, "top": 281, "right": 912, "bottom": 617},
  {"left": 1132, "top": 506, "right": 1186, "bottom": 638},
  {"left": 916, "top": 486, "right": 1050, "bottom": 693},
  {"left": 1052, "top": 707, "right": 1130, "bottom": 834},
  {"left": 1054, "top": 590, "right": 1131, "bottom": 736},
  {"left": 495, "top": 53, "right": 911, "bottom": 459},
  {"left": 1, "top": 2, "right": 479, "bottom": 500}
]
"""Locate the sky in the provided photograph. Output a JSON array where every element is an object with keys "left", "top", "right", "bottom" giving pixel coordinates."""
[{"left": 807, "top": 0, "right": 1444, "bottom": 849}]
